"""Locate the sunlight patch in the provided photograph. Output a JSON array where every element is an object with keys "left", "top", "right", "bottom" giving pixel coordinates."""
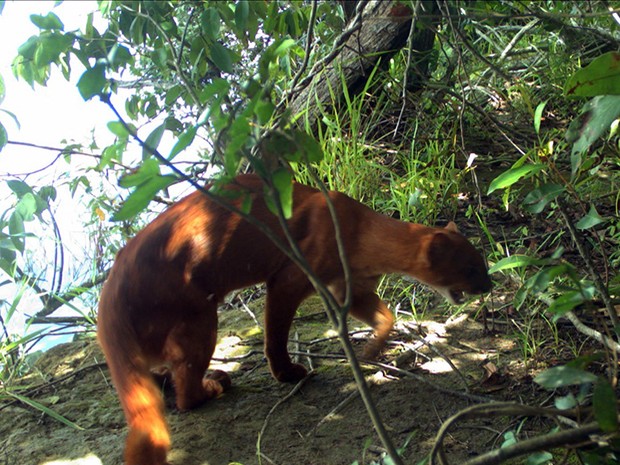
[
  {"left": 420, "top": 358, "right": 453, "bottom": 374},
  {"left": 42, "top": 454, "right": 102, "bottom": 465},
  {"left": 323, "top": 328, "right": 338, "bottom": 338}
]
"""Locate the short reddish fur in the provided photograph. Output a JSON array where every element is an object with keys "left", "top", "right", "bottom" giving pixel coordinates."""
[{"left": 97, "top": 174, "right": 492, "bottom": 464}]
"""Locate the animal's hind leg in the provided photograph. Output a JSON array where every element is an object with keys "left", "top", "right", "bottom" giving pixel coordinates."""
[{"left": 164, "top": 303, "right": 231, "bottom": 411}]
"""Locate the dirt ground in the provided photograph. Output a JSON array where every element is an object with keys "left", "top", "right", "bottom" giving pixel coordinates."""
[{"left": 0, "top": 294, "right": 553, "bottom": 465}]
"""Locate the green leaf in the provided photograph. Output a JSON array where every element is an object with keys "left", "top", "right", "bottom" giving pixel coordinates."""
[
  {"left": 38, "top": 185, "right": 57, "bottom": 203},
  {"left": 593, "top": 378, "right": 619, "bottom": 432},
  {"left": 0, "top": 122, "right": 7, "bottom": 152},
  {"left": 8, "top": 391, "right": 84, "bottom": 430},
  {"left": 168, "top": 127, "right": 196, "bottom": 160},
  {"left": 8, "top": 211, "right": 25, "bottom": 253},
  {"left": 35, "top": 32, "right": 73, "bottom": 67},
  {"left": 142, "top": 123, "right": 166, "bottom": 160},
  {"left": 209, "top": 42, "right": 234, "bottom": 74},
  {"left": 17, "top": 36, "right": 39, "bottom": 60},
  {"left": 0, "top": 72, "right": 5, "bottom": 105},
  {"left": 522, "top": 183, "right": 564, "bottom": 214},
  {"left": 239, "top": 192, "right": 253, "bottom": 214},
  {"left": 567, "top": 352, "right": 604, "bottom": 371},
  {"left": 201, "top": 8, "right": 220, "bottom": 41},
  {"left": 224, "top": 145, "right": 242, "bottom": 177},
  {"left": 235, "top": 0, "right": 249, "bottom": 34},
  {"left": 272, "top": 38, "right": 297, "bottom": 58},
  {"left": 547, "top": 286, "right": 595, "bottom": 317},
  {"left": 259, "top": 38, "right": 297, "bottom": 81},
  {"left": 30, "top": 12, "right": 64, "bottom": 30},
  {"left": 501, "top": 431, "right": 517, "bottom": 448},
  {"left": 554, "top": 393, "right": 577, "bottom": 410},
  {"left": 262, "top": 132, "right": 297, "bottom": 162},
  {"left": 15, "top": 193, "right": 37, "bottom": 221},
  {"left": 107, "top": 43, "right": 133, "bottom": 70},
  {"left": 7, "top": 180, "right": 32, "bottom": 197},
  {"left": 99, "top": 144, "right": 120, "bottom": 169},
  {"left": 254, "top": 99, "right": 275, "bottom": 125},
  {"left": 526, "top": 452, "right": 553, "bottom": 465},
  {"left": 107, "top": 121, "right": 130, "bottom": 139},
  {"left": 112, "top": 175, "right": 177, "bottom": 221},
  {"left": 534, "top": 101, "right": 547, "bottom": 135},
  {"left": 534, "top": 365, "right": 597, "bottom": 389},
  {"left": 273, "top": 169, "right": 293, "bottom": 219},
  {"left": 118, "top": 159, "right": 160, "bottom": 188},
  {"left": 224, "top": 116, "right": 251, "bottom": 176},
  {"left": 408, "top": 188, "right": 423, "bottom": 209},
  {"left": 487, "top": 164, "right": 545, "bottom": 194},
  {"left": 527, "top": 263, "right": 572, "bottom": 293},
  {"left": 293, "top": 130, "right": 324, "bottom": 163},
  {"left": 566, "top": 95, "right": 620, "bottom": 174},
  {"left": 0, "top": 247, "right": 17, "bottom": 277},
  {"left": 77, "top": 64, "right": 107, "bottom": 101},
  {"left": 565, "top": 52, "right": 620, "bottom": 97},
  {"left": 164, "top": 85, "right": 183, "bottom": 106},
  {"left": 575, "top": 204, "right": 605, "bottom": 230},
  {"left": 488, "top": 255, "right": 544, "bottom": 274}
]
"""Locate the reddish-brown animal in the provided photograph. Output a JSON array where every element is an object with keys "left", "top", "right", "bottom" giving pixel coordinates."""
[{"left": 97, "top": 174, "right": 492, "bottom": 464}]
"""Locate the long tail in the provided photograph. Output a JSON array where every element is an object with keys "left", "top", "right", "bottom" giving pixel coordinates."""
[
  {"left": 98, "top": 291, "right": 170, "bottom": 465},
  {"left": 118, "top": 366, "right": 170, "bottom": 465}
]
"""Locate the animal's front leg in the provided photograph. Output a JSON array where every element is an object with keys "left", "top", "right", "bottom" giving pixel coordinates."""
[
  {"left": 164, "top": 304, "right": 231, "bottom": 410},
  {"left": 264, "top": 271, "right": 312, "bottom": 382}
]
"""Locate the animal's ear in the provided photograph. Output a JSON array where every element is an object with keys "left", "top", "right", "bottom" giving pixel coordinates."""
[
  {"left": 427, "top": 232, "right": 452, "bottom": 265},
  {"left": 445, "top": 221, "right": 459, "bottom": 233}
]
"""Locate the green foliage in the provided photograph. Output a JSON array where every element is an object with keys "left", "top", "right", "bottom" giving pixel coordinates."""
[
  {"left": 534, "top": 366, "right": 598, "bottom": 388},
  {"left": 487, "top": 163, "right": 546, "bottom": 195},
  {"left": 565, "top": 52, "right": 620, "bottom": 97},
  {"left": 8, "top": 1, "right": 330, "bottom": 219},
  {"left": 487, "top": 45, "right": 620, "bottom": 460},
  {"left": 566, "top": 95, "right": 620, "bottom": 175},
  {"left": 0, "top": 71, "right": 13, "bottom": 152}
]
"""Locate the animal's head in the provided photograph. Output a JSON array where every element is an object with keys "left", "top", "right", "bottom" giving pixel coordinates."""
[{"left": 417, "top": 222, "right": 492, "bottom": 304}]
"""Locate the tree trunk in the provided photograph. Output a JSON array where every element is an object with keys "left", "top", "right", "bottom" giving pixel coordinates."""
[{"left": 290, "top": 1, "right": 413, "bottom": 131}]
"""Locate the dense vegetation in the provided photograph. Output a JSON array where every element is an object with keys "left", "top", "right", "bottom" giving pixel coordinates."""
[{"left": 1, "top": 1, "right": 619, "bottom": 464}]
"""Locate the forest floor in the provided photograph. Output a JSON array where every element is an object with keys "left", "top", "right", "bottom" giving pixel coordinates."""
[{"left": 0, "top": 289, "right": 567, "bottom": 465}]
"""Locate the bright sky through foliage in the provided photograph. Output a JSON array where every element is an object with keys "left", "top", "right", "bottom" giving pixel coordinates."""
[
  {"left": 0, "top": 1, "right": 114, "bottom": 175},
  {"left": 0, "top": 1, "right": 113, "bottom": 345}
]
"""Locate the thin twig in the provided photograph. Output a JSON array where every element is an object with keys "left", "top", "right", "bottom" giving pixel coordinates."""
[
  {"left": 429, "top": 402, "right": 588, "bottom": 465},
  {"left": 462, "top": 421, "right": 608, "bottom": 465},
  {"left": 287, "top": 0, "right": 319, "bottom": 95},
  {"left": 498, "top": 19, "right": 540, "bottom": 62},
  {"left": 400, "top": 321, "right": 470, "bottom": 391},
  {"left": 393, "top": 0, "right": 421, "bottom": 138},
  {"left": 278, "top": 0, "right": 369, "bottom": 111},
  {"left": 563, "top": 310, "right": 620, "bottom": 353},
  {"left": 256, "top": 371, "right": 315, "bottom": 463},
  {"left": 300, "top": 168, "right": 404, "bottom": 465},
  {"left": 557, "top": 199, "right": 620, "bottom": 334},
  {"left": 307, "top": 389, "right": 361, "bottom": 437},
  {"left": 363, "top": 358, "right": 494, "bottom": 404}
]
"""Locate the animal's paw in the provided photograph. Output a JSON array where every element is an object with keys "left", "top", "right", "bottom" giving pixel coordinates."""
[
  {"left": 202, "top": 370, "right": 231, "bottom": 398},
  {"left": 271, "top": 363, "right": 308, "bottom": 383},
  {"left": 361, "top": 339, "right": 383, "bottom": 361}
]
